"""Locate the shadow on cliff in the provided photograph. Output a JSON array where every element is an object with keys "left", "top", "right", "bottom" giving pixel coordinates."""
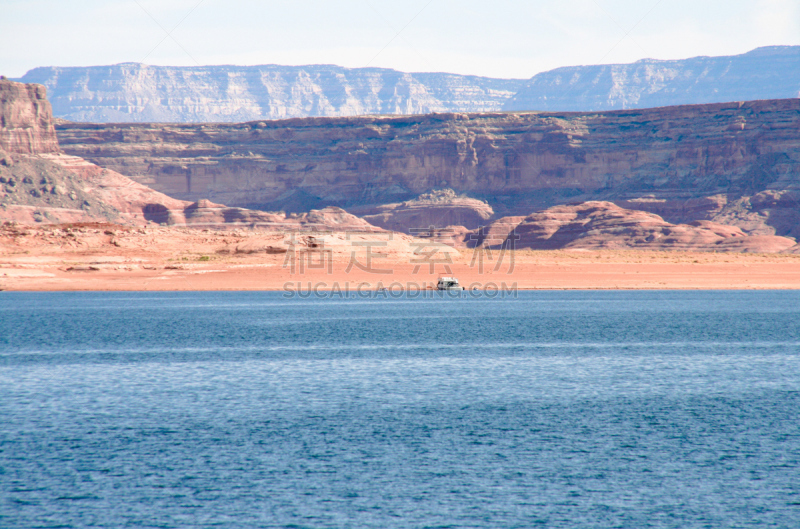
[
  {"left": 143, "top": 203, "right": 172, "bottom": 224},
  {"left": 243, "top": 189, "right": 331, "bottom": 215}
]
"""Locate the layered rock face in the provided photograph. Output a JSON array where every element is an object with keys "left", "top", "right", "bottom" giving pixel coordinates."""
[
  {"left": 175, "top": 203, "right": 383, "bottom": 232},
  {"left": 17, "top": 63, "right": 523, "bottom": 123},
  {"left": 15, "top": 46, "right": 800, "bottom": 122},
  {"left": 0, "top": 79, "right": 185, "bottom": 226},
  {"left": 57, "top": 97, "right": 800, "bottom": 238},
  {"left": 9, "top": 73, "right": 800, "bottom": 251},
  {"left": 0, "top": 79, "right": 383, "bottom": 231},
  {"left": 0, "top": 152, "right": 382, "bottom": 230},
  {"left": 358, "top": 189, "right": 494, "bottom": 232},
  {"left": 0, "top": 80, "right": 59, "bottom": 155},
  {"left": 506, "top": 46, "right": 800, "bottom": 112},
  {"left": 480, "top": 202, "right": 797, "bottom": 253}
]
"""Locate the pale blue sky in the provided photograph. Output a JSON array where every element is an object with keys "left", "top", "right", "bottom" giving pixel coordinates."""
[{"left": 2, "top": 0, "right": 799, "bottom": 78}]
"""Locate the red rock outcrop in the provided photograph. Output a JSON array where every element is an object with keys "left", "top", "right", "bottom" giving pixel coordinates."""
[
  {"left": 484, "top": 202, "right": 796, "bottom": 253},
  {"left": 178, "top": 203, "right": 383, "bottom": 231},
  {"left": 0, "top": 80, "right": 59, "bottom": 155},
  {"left": 0, "top": 151, "right": 201, "bottom": 225},
  {"left": 469, "top": 216, "right": 527, "bottom": 248},
  {"left": 359, "top": 189, "right": 494, "bottom": 232},
  {"left": 1, "top": 151, "right": 385, "bottom": 230}
]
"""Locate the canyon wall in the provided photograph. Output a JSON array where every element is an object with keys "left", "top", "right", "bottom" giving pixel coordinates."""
[
  {"left": 1, "top": 79, "right": 384, "bottom": 230},
  {"left": 5, "top": 74, "right": 800, "bottom": 251},
  {"left": 0, "top": 79, "right": 59, "bottom": 155},
  {"left": 14, "top": 46, "right": 800, "bottom": 122},
  {"left": 56, "top": 97, "right": 800, "bottom": 237},
  {"left": 506, "top": 46, "right": 800, "bottom": 112},
  {"left": 17, "top": 63, "right": 523, "bottom": 123}
]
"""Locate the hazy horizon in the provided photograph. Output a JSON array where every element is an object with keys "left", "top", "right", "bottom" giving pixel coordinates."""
[
  {"left": 11, "top": 43, "right": 799, "bottom": 83},
  {"left": 2, "top": 0, "right": 799, "bottom": 79}
]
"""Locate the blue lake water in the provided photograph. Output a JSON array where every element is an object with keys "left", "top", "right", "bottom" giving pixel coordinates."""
[{"left": 1, "top": 290, "right": 799, "bottom": 528}]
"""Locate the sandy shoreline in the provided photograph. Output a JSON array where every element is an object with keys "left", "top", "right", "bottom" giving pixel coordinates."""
[
  {"left": 3, "top": 225, "right": 800, "bottom": 291},
  {"left": 4, "top": 256, "right": 800, "bottom": 292}
]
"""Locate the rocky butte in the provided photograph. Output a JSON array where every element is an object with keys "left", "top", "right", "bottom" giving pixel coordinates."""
[{"left": 0, "top": 79, "right": 59, "bottom": 155}]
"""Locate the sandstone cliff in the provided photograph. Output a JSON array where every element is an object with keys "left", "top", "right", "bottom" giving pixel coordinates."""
[
  {"left": 0, "top": 79, "right": 59, "bottom": 155},
  {"left": 56, "top": 97, "right": 800, "bottom": 239},
  {"left": 173, "top": 203, "right": 383, "bottom": 232},
  {"left": 15, "top": 47, "right": 800, "bottom": 122},
  {"left": 0, "top": 151, "right": 382, "bottom": 230},
  {"left": 17, "top": 63, "right": 523, "bottom": 123},
  {"left": 0, "top": 79, "right": 187, "bottom": 225},
  {"left": 505, "top": 46, "right": 800, "bottom": 112},
  {"left": 0, "top": 79, "right": 384, "bottom": 231}
]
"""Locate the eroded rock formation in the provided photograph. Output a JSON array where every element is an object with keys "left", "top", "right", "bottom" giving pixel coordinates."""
[
  {"left": 7, "top": 76, "right": 800, "bottom": 253},
  {"left": 479, "top": 202, "right": 797, "bottom": 253},
  {"left": 0, "top": 151, "right": 383, "bottom": 230},
  {"left": 358, "top": 189, "right": 494, "bottom": 232},
  {"left": 0, "top": 79, "right": 384, "bottom": 231},
  {"left": 57, "top": 97, "right": 800, "bottom": 239}
]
